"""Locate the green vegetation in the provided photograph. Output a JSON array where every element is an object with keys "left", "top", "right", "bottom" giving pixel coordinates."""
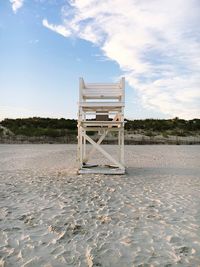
[
  {"left": 0, "top": 117, "right": 199, "bottom": 140},
  {"left": 1, "top": 118, "right": 77, "bottom": 137},
  {"left": 125, "top": 117, "right": 200, "bottom": 136},
  {"left": 0, "top": 128, "right": 3, "bottom": 136}
]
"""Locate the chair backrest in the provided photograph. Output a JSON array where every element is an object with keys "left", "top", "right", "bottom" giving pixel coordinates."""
[{"left": 79, "top": 78, "right": 125, "bottom": 102}]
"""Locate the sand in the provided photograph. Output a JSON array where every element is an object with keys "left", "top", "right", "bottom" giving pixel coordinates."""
[{"left": 0, "top": 144, "right": 200, "bottom": 267}]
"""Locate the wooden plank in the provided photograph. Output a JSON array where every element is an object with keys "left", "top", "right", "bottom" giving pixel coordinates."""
[
  {"left": 79, "top": 78, "right": 84, "bottom": 102},
  {"left": 77, "top": 124, "right": 82, "bottom": 168},
  {"left": 80, "top": 127, "right": 120, "bottom": 131},
  {"left": 83, "top": 89, "right": 123, "bottom": 96},
  {"left": 78, "top": 166, "right": 125, "bottom": 175},
  {"left": 84, "top": 112, "right": 118, "bottom": 115},
  {"left": 80, "top": 102, "right": 125, "bottom": 107},
  {"left": 85, "top": 83, "right": 120, "bottom": 89},
  {"left": 83, "top": 107, "right": 122, "bottom": 112},
  {"left": 82, "top": 88, "right": 122, "bottom": 93},
  {"left": 81, "top": 121, "right": 124, "bottom": 125},
  {"left": 81, "top": 120, "right": 123, "bottom": 123},
  {"left": 120, "top": 77, "right": 125, "bottom": 101},
  {"left": 121, "top": 129, "right": 124, "bottom": 165},
  {"left": 83, "top": 96, "right": 121, "bottom": 100}
]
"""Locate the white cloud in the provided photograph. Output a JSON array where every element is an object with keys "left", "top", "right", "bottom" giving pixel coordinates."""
[
  {"left": 43, "top": 0, "right": 200, "bottom": 119},
  {"left": 42, "top": 19, "right": 71, "bottom": 37},
  {"left": 10, "top": 0, "right": 24, "bottom": 13}
]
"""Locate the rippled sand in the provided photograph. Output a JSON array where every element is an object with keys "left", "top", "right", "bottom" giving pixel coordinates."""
[{"left": 0, "top": 144, "right": 200, "bottom": 267}]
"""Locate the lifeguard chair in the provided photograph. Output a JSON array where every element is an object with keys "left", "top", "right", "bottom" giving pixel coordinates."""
[{"left": 77, "top": 77, "right": 125, "bottom": 174}]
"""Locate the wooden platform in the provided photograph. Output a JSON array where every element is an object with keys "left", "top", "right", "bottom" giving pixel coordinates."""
[{"left": 78, "top": 165, "right": 125, "bottom": 175}]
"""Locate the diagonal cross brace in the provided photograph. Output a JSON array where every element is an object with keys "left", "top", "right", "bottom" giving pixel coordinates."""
[
  {"left": 83, "top": 129, "right": 108, "bottom": 163},
  {"left": 83, "top": 132, "right": 124, "bottom": 170},
  {"left": 83, "top": 114, "right": 120, "bottom": 164}
]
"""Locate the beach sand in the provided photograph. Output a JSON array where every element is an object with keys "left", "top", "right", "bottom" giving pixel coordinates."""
[{"left": 0, "top": 144, "right": 200, "bottom": 266}]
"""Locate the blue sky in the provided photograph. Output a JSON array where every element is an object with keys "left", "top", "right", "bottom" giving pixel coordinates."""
[{"left": 0, "top": 0, "right": 199, "bottom": 120}]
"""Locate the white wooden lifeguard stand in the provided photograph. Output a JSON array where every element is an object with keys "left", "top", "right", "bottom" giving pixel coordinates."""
[{"left": 77, "top": 77, "right": 125, "bottom": 174}]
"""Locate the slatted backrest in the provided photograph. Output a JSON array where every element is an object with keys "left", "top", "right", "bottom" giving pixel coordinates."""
[{"left": 80, "top": 78, "right": 125, "bottom": 101}]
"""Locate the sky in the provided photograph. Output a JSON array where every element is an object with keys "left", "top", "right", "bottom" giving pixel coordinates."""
[{"left": 0, "top": 0, "right": 200, "bottom": 120}]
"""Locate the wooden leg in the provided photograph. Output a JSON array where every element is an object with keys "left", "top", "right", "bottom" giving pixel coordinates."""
[
  {"left": 118, "top": 129, "right": 121, "bottom": 162},
  {"left": 83, "top": 130, "right": 86, "bottom": 160},
  {"left": 121, "top": 128, "right": 124, "bottom": 165},
  {"left": 79, "top": 126, "right": 83, "bottom": 168}
]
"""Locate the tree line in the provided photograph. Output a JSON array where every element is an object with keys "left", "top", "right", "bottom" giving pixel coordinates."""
[{"left": 0, "top": 117, "right": 200, "bottom": 137}]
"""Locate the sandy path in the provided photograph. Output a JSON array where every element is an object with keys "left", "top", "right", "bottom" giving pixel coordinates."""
[{"left": 0, "top": 144, "right": 200, "bottom": 267}]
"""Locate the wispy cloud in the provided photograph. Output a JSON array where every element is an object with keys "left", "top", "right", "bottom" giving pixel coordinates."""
[
  {"left": 42, "top": 19, "right": 71, "bottom": 37},
  {"left": 43, "top": 0, "right": 200, "bottom": 118},
  {"left": 10, "top": 0, "right": 24, "bottom": 13}
]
